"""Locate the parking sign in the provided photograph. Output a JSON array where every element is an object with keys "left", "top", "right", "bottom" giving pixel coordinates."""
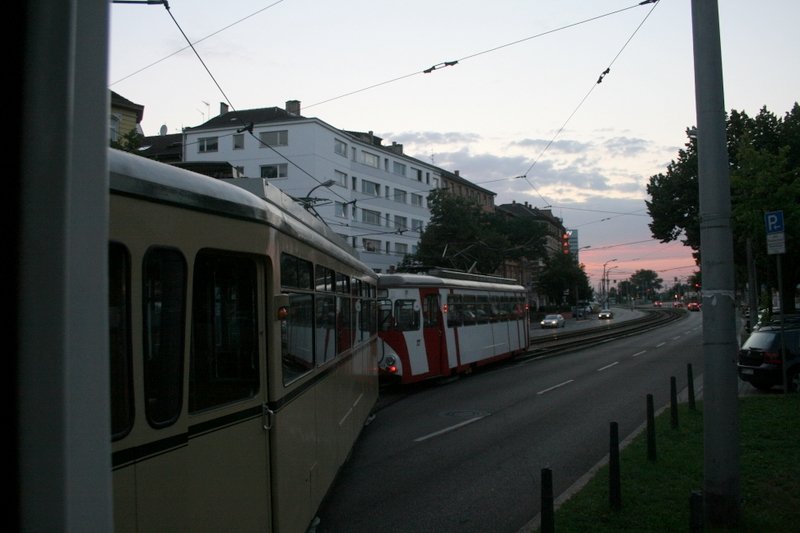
[
  {"left": 764, "top": 210, "right": 784, "bottom": 234},
  {"left": 764, "top": 210, "right": 785, "bottom": 255}
]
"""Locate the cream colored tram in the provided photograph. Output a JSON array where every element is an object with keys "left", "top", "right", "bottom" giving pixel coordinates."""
[{"left": 109, "top": 149, "right": 378, "bottom": 532}]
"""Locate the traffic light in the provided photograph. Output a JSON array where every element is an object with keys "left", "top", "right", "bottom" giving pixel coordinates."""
[{"left": 562, "top": 232, "right": 570, "bottom": 255}]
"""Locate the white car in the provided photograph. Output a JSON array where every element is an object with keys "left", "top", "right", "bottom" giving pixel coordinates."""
[
  {"left": 598, "top": 309, "right": 614, "bottom": 319},
  {"left": 540, "top": 314, "right": 566, "bottom": 329}
]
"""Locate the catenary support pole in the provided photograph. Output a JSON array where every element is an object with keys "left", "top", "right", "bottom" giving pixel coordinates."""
[{"left": 690, "top": 0, "right": 741, "bottom": 526}]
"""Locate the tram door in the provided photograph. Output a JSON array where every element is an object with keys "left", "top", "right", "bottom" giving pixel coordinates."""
[{"left": 421, "top": 289, "right": 446, "bottom": 376}]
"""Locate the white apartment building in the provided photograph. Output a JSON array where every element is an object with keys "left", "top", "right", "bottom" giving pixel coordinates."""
[{"left": 182, "top": 100, "right": 440, "bottom": 272}]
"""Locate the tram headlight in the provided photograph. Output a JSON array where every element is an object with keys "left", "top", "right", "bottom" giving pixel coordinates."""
[{"left": 383, "top": 355, "right": 398, "bottom": 374}]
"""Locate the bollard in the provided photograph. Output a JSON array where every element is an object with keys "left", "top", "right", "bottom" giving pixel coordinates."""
[
  {"left": 609, "top": 422, "right": 621, "bottom": 511},
  {"left": 540, "top": 468, "right": 554, "bottom": 533},
  {"left": 687, "top": 364, "right": 696, "bottom": 411},
  {"left": 646, "top": 394, "right": 657, "bottom": 462},
  {"left": 689, "top": 490, "right": 704, "bottom": 532},
  {"left": 670, "top": 376, "right": 679, "bottom": 429}
]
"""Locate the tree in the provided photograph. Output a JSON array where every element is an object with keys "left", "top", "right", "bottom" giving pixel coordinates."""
[
  {"left": 646, "top": 103, "right": 799, "bottom": 312},
  {"left": 629, "top": 269, "right": 663, "bottom": 301},
  {"left": 538, "top": 252, "right": 592, "bottom": 307},
  {"left": 404, "top": 189, "right": 547, "bottom": 274},
  {"left": 110, "top": 128, "right": 144, "bottom": 153}
]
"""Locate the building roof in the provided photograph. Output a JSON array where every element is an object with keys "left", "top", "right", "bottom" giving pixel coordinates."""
[
  {"left": 138, "top": 133, "right": 183, "bottom": 162},
  {"left": 110, "top": 91, "right": 144, "bottom": 123},
  {"left": 185, "top": 106, "right": 305, "bottom": 131},
  {"left": 496, "top": 201, "right": 563, "bottom": 226},
  {"left": 440, "top": 169, "right": 496, "bottom": 197}
]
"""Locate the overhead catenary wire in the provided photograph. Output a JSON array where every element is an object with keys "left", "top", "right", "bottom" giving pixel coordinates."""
[
  {"left": 305, "top": 1, "right": 654, "bottom": 110},
  {"left": 475, "top": 0, "right": 661, "bottom": 209},
  {"left": 115, "top": 0, "right": 663, "bottom": 244}
]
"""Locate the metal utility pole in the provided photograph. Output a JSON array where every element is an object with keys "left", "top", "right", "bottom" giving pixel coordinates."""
[{"left": 691, "top": 0, "right": 741, "bottom": 527}]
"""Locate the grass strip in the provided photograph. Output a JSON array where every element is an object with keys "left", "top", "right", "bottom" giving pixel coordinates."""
[{"left": 542, "top": 394, "right": 799, "bottom": 532}]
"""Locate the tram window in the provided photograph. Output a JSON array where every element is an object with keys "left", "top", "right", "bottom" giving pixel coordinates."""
[
  {"left": 189, "top": 252, "right": 259, "bottom": 412},
  {"left": 316, "top": 294, "right": 336, "bottom": 364},
  {"left": 281, "top": 253, "right": 313, "bottom": 290},
  {"left": 394, "top": 299, "right": 420, "bottom": 331},
  {"left": 361, "top": 297, "right": 377, "bottom": 339},
  {"left": 335, "top": 272, "right": 349, "bottom": 294},
  {"left": 316, "top": 265, "right": 335, "bottom": 292},
  {"left": 378, "top": 298, "right": 393, "bottom": 331},
  {"left": 337, "top": 296, "right": 352, "bottom": 354},
  {"left": 423, "top": 294, "right": 440, "bottom": 328},
  {"left": 109, "top": 242, "right": 133, "bottom": 440},
  {"left": 142, "top": 248, "right": 187, "bottom": 428},
  {"left": 282, "top": 292, "right": 314, "bottom": 384}
]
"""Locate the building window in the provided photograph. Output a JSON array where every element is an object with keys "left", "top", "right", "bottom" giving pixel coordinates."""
[
  {"left": 411, "top": 193, "right": 423, "bottom": 207},
  {"left": 362, "top": 151, "right": 379, "bottom": 168},
  {"left": 362, "top": 180, "right": 380, "bottom": 196},
  {"left": 394, "top": 189, "right": 407, "bottom": 204},
  {"left": 233, "top": 133, "right": 244, "bottom": 150},
  {"left": 412, "top": 168, "right": 422, "bottom": 181},
  {"left": 234, "top": 166, "right": 245, "bottom": 176},
  {"left": 109, "top": 114, "right": 121, "bottom": 142},
  {"left": 395, "top": 243, "right": 408, "bottom": 255},
  {"left": 334, "top": 139, "right": 347, "bottom": 157},
  {"left": 432, "top": 177, "right": 439, "bottom": 188},
  {"left": 259, "top": 130, "right": 288, "bottom": 147},
  {"left": 334, "top": 169, "right": 347, "bottom": 186},
  {"left": 362, "top": 209, "right": 381, "bottom": 226},
  {"left": 393, "top": 161, "right": 406, "bottom": 176},
  {"left": 412, "top": 219, "right": 424, "bottom": 232},
  {"left": 335, "top": 202, "right": 348, "bottom": 218},
  {"left": 260, "top": 164, "right": 288, "bottom": 179},
  {"left": 394, "top": 216, "right": 407, "bottom": 232},
  {"left": 198, "top": 137, "right": 218, "bottom": 153},
  {"left": 363, "top": 238, "right": 380, "bottom": 252}
]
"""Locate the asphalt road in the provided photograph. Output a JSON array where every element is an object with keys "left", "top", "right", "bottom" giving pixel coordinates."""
[{"left": 314, "top": 310, "right": 705, "bottom": 533}]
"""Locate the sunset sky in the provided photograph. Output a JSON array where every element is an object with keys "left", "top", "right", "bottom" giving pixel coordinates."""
[{"left": 109, "top": 0, "right": 799, "bottom": 290}]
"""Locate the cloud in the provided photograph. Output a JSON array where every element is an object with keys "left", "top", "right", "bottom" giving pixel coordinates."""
[
  {"left": 601, "top": 136, "right": 652, "bottom": 157},
  {"left": 510, "top": 138, "right": 592, "bottom": 153}
]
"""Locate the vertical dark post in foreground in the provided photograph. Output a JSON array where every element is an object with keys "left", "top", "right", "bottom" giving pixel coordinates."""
[
  {"left": 687, "top": 363, "right": 696, "bottom": 411},
  {"left": 540, "top": 468, "right": 554, "bottom": 533},
  {"left": 670, "top": 376, "right": 679, "bottom": 429},
  {"left": 609, "top": 422, "right": 621, "bottom": 511},
  {"left": 691, "top": 0, "right": 741, "bottom": 526},
  {"left": 690, "top": 490, "right": 704, "bottom": 532},
  {"left": 646, "top": 394, "right": 657, "bottom": 462}
]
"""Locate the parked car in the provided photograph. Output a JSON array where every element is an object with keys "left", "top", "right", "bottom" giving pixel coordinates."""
[
  {"left": 540, "top": 314, "right": 566, "bottom": 329},
  {"left": 598, "top": 309, "right": 613, "bottom": 319},
  {"left": 687, "top": 302, "right": 701, "bottom": 312},
  {"left": 737, "top": 325, "right": 799, "bottom": 392},
  {"left": 653, "top": 301, "right": 663, "bottom": 308}
]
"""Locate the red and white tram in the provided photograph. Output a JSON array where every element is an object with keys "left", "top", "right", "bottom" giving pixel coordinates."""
[{"left": 377, "top": 269, "right": 530, "bottom": 384}]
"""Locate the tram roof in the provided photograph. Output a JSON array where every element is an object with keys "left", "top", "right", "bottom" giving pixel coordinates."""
[
  {"left": 108, "top": 148, "right": 373, "bottom": 277},
  {"left": 377, "top": 272, "right": 525, "bottom": 292}
]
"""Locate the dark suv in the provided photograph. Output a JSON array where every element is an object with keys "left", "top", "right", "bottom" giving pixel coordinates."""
[{"left": 737, "top": 325, "right": 799, "bottom": 392}]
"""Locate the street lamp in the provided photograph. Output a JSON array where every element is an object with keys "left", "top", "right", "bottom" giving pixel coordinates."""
[{"left": 602, "top": 259, "right": 617, "bottom": 307}]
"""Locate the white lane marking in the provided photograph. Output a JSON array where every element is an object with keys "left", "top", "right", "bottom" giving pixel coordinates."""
[
  {"left": 537, "top": 379, "right": 574, "bottom": 395},
  {"left": 414, "top": 415, "right": 487, "bottom": 443},
  {"left": 596, "top": 361, "right": 619, "bottom": 372},
  {"left": 656, "top": 342, "right": 666, "bottom": 348},
  {"left": 632, "top": 350, "right": 647, "bottom": 358},
  {"left": 672, "top": 336, "right": 682, "bottom": 341}
]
